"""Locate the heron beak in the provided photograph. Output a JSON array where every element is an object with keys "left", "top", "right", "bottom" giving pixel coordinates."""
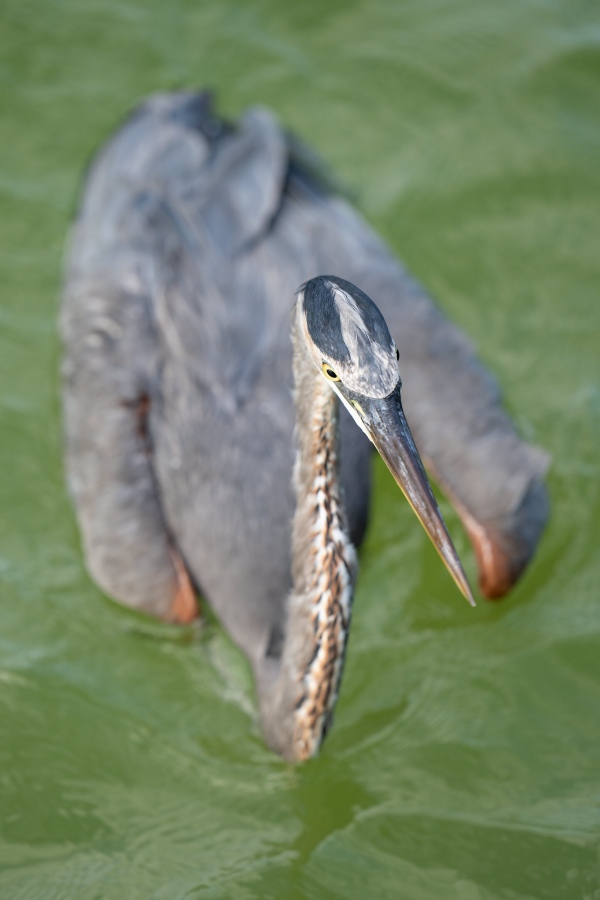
[{"left": 345, "top": 385, "right": 475, "bottom": 606}]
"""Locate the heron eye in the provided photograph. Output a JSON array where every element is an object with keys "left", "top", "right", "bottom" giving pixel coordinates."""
[
  {"left": 395, "top": 347, "right": 400, "bottom": 361},
  {"left": 322, "top": 363, "right": 341, "bottom": 382}
]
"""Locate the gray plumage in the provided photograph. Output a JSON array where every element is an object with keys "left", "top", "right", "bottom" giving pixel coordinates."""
[{"left": 61, "top": 91, "right": 549, "bottom": 760}]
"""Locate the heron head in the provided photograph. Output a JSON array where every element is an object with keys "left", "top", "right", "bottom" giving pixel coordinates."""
[
  {"left": 297, "top": 275, "right": 474, "bottom": 605},
  {"left": 300, "top": 275, "right": 399, "bottom": 399}
]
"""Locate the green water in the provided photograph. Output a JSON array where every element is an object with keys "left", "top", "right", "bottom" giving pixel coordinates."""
[{"left": 1, "top": 0, "right": 600, "bottom": 896}]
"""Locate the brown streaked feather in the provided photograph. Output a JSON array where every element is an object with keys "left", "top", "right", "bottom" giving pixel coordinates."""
[{"left": 291, "top": 382, "right": 356, "bottom": 760}]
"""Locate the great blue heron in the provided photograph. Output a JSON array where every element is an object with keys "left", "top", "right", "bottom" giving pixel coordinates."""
[{"left": 61, "top": 91, "right": 548, "bottom": 761}]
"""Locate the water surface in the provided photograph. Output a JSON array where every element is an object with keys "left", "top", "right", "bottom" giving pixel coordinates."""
[{"left": 1, "top": 0, "right": 600, "bottom": 897}]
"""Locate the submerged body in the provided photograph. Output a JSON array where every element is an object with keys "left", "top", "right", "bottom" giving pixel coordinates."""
[{"left": 62, "top": 92, "right": 548, "bottom": 759}]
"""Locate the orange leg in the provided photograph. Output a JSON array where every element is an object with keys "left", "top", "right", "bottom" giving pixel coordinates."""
[{"left": 167, "top": 549, "right": 200, "bottom": 624}]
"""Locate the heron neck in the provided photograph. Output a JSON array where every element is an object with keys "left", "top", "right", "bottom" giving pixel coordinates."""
[{"left": 259, "top": 312, "right": 357, "bottom": 762}]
